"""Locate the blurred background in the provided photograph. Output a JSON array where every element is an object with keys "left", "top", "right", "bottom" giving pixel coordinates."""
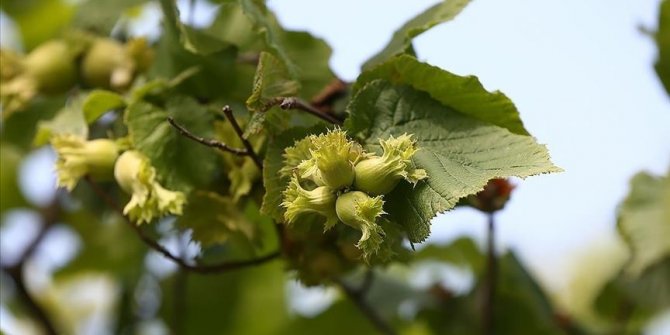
[{"left": 1, "top": 0, "right": 669, "bottom": 334}]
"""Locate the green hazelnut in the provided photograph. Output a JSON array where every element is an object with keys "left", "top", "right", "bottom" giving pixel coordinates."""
[
  {"left": 335, "top": 191, "right": 386, "bottom": 259},
  {"left": 24, "top": 40, "right": 77, "bottom": 94},
  {"left": 81, "top": 38, "right": 126, "bottom": 89}
]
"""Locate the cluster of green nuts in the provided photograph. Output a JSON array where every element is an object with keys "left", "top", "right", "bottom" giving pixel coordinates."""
[
  {"left": 280, "top": 129, "right": 427, "bottom": 261},
  {"left": 51, "top": 134, "right": 185, "bottom": 225},
  {"left": 1, "top": 36, "right": 153, "bottom": 116}
]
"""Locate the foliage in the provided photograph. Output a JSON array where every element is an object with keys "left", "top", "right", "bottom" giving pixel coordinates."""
[{"left": 0, "top": 0, "right": 668, "bottom": 334}]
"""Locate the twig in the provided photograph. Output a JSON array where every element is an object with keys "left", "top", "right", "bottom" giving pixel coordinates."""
[
  {"left": 482, "top": 213, "right": 497, "bottom": 335},
  {"left": 84, "top": 178, "right": 280, "bottom": 274},
  {"left": 2, "top": 199, "right": 61, "bottom": 335},
  {"left": 167, "top": 117, "right": 248, "bottom": 155},
  {"left": 276, "top": 97, "right": 343, "bottom": 125},
  {"left": 335, "top": 272, "right": 396, "bottom": 335},
  {"left": 221, "top": 106, "right": 264, "bottom": 170}
]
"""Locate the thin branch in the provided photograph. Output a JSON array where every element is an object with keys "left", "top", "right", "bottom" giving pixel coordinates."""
[
  {"left": 2, "top": 199, "right": 61, "bottom": 335},
  {"left": 84, "top": 178, "right": 280, "bottom": 274},
  {"left": 482, "top": 213, "right": 497, "bottom": 335},
  {"left": 277, "top": 97, "right": 343, "bottom": 125},
  {"left": 335, "top": 273, "right": 397, "bottom": 335},
  {"left": 221, "top": 106, "right": 264, "bottom": 170},
  {"left": 167, "top": 117, "right": 248, "bottom": 155}
]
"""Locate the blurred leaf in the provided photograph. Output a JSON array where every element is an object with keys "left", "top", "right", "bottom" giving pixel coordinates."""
[
  {"left": 160, "top": 261, "right": 287, "bottom": 335},
  {"left": 1, "top": 0, "right": 74, "bottom": 50},
  {"left": 73, "top": 0, "right": 146, "bottom": 35},
  {"left": 363, "top": 0, "right": 471, "bottom": 70},
  {"left": 280, "top": 301, "right": 378, "bottom": 335},
  {"left": 208, "top": 2, "right": 263, "bottom": 50},
  {"left": 0, "top": 143, "right": 28, "bottom": 212},
  {"left": 83, "top": 90, "right": 126, "bottom": 123},
  {"left": 356, "top": 55, "right": 529, "bottom": 135},
  {"left": 150, "top": 24, "right": 242, "bottom": 101},
  {"left": 238, "top": 0, "right": 335, "bottom": 99},
  {"left": 177, "top": 191, "right": 259, "bottom": 250},
  {"left": 345, "top": 80, "right": 560, "bottom": 242},
  {"left": 617, "top": 170, "right": 670, "bottom": 276},
  {"left": 0, "top": 96, "right": 64, "bottom": 151},
  {"left": 494, "top": 252, "right": 561, "bottom": 334},
  {"left": 159, "top": 0, "right": 230, "bottom": 55},
  {"left": 33, "top": 95, "right": 88, "bottom": 146},
  {"left": 125, "top": 96, "right": 217, "bottom": 192},
  {"left": 415, "top": 237, "right": 485, "bottom": 275},
  {"left": 239, "top": 0, "right": 297, "bottom": 75},
  {"left": 282, "top": 31, "right": 336, "bottom": 100},
  {"left": 56, "top": 209, "right": 145, "bottom": 279},
  {"left": 656, "top": 0, "right": 670, "bottom": 96}
]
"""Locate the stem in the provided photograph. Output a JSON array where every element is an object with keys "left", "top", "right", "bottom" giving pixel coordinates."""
[
  {"left": 482, "top": 213, "right": 497, "bottom": 335},
  {"left": 221, "top": 106, "right": 264, "bottom": 170},
  {"left": 335, "top": 272, "right": 396, "bottom": 335},
  {"left": 167, "top": 117, "right": 248, "bottom": 155},
  {"left": 2, "top": 199, "right": 61, "bottom": 335},
  {"left": 84, "top": 178, "right": 280, "bottom": 274},
  {"left": 276, "top": 97, "right": 343, "bottom": 125}
]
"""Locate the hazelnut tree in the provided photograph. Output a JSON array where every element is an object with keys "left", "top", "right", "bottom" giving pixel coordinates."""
[{"left": 1, "top": 0, "right": 668, "bottom": 334}]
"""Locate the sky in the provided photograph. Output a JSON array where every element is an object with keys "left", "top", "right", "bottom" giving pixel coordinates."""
[{"left": 1, "top": 0, "right": 670, "bottom": 333}]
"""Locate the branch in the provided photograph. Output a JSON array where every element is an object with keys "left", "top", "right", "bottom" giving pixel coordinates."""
[
  {"left": 1, "top": 199, "right": 61, "bottom": 335},
  {"left": 84, "top": 178, "right": 280, "bottom": 274},
  {"left": 335, "top": 271, "right": 397, "bottom": 335},
  {"left": 167, "top": 117, "right": 248, "bottom": 155},
  {"left": 482, "top": 213, "right": 498, "bottom": 335},
  {"left": 275, "top": 97, "right": 343, "bottom": 125},
  {"left": 221, "top": 106, "right": 264, "bottom": 170}
]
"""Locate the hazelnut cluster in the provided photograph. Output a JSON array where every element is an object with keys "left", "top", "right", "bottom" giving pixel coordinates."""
[{"left": 280, "top": 129, "right": 427, "bottom": 260}]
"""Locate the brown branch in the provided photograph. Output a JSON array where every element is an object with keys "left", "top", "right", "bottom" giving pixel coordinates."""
[
  {"left": 276, "top": 97, "right": 343, "bottom": 125},
  {"left": 335, "top": 272, "right": 396, "bottom": 335},
  {"left": 221, "top": 106, "right": 264, "bottom": 170},
  {"left": 167, "top": 117, "right": 248, "bottom": 155},
  {"left": 84, "top": 178, "right": 280, "bottom": 274},
  {"left": 482, "top": 213, "right": 498, "bottom": 335},
  {"left": 2, "top": 199, "right": 61, "bottom": 335}
]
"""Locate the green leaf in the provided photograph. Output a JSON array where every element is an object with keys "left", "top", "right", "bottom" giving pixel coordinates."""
[
  {"left": 362, "top": 0, "right": 472, "bottom": 70},
  {"left": 492, "top": 252, "right": 565, "bottom": 335},
  {"left": 261, "top": 126, "right": 327, "bottom": 222},
  {"left": 56, "top": 209, "right": 145, "bottom": 279},
  {"left": 356, "top": 55, "right": 529, "bottom": 135},
  {"left": 282, "top": 31, "right": 336, "bottom": 100},
  {"left": 1, "top": 0, "right": 74, "bottom": 50},
  {"left": 238, "top": 0, "right": 335, "bottom": 99},
  {"left": 617, "top": 170, "right": 670, "bottom": 276},
  {"left": 280, "top": 301, "right": 378, "bottom": 335},
  {"left": 415, "top": 237, "right": 485, "bottom": 275},
  {"left": 73, "top": 0, "right": 145, "bottom": 35},
  {"left": 345, "top": 80, "right": 560, "bottom": 242},
  {"left": 239, "top": 0, "right": 298, "bottom": 75},
  {"left": 207, "top": 2, "right": 263, "bottom": 50},
  {"left": 82, "top": 90, "right": 126, "bottom": 123},
  {"left": 246, "top": 52, "right": 300, "bottom": 113},
  {"left": 158, "top": 0, "right": 230, "bottom": 55},
  {"left": 33, "top": 95, "right": 88, "bottom": 146},
  {"left": 0, "top": 144, "right": 28, "bottom": 212},
  {"left": 177, "top": 191, "right": 258, "bottom": 249},
  {"left": 656, "top": 0, "right": 670, "bottom": 96},
  {"left": 0, "top": 96, "right": 64, "bottom": 151},
  {"left": 160, "top": 261, "right": 287, "bottom": 335},
  {"left": 125, "top": 96, "right": 217, "bottom": 192}
]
